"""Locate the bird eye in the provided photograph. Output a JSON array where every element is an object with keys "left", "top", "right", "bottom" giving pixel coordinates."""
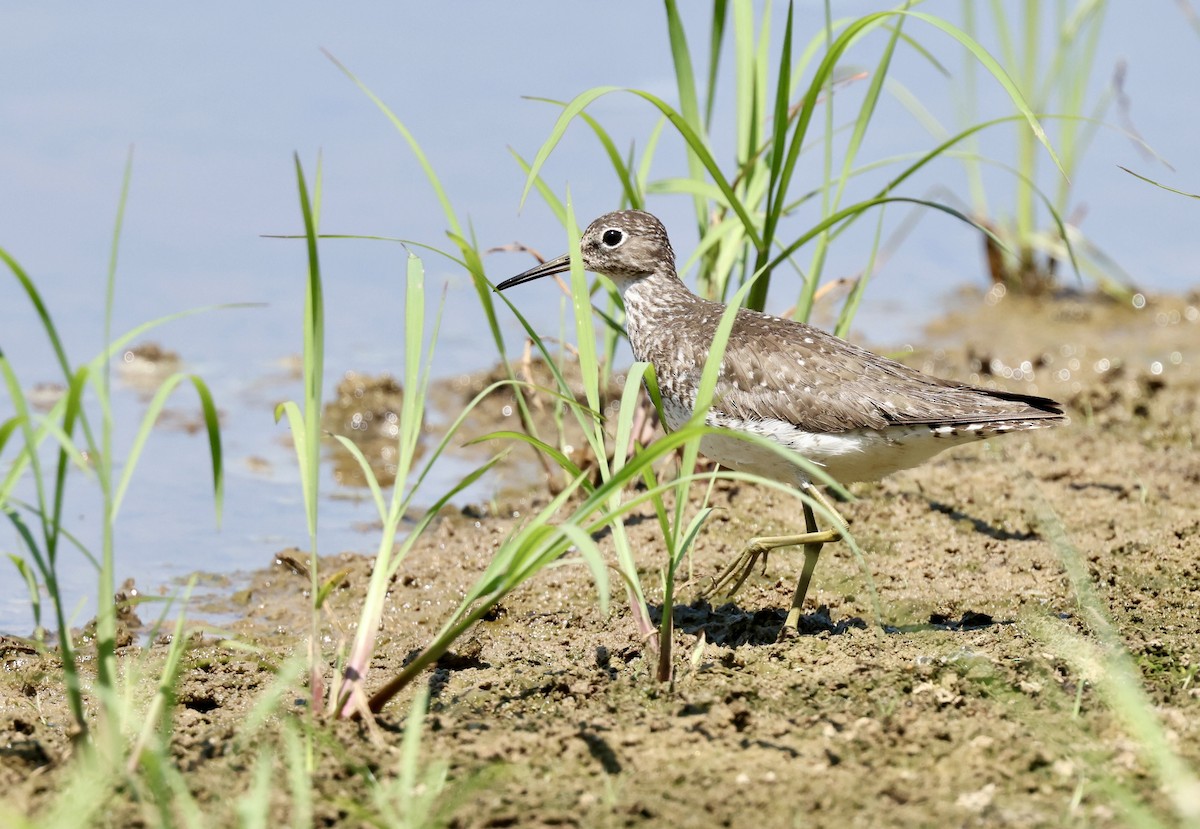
[{"left": 601, "top": 228, "right": 624, "bottom": 247}]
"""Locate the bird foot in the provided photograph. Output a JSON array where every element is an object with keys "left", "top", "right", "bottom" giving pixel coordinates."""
[{"left": 697, "top": 543, "right": 772, "bottom": 601}]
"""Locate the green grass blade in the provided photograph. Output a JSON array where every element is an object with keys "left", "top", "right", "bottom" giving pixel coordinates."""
[
  {"left": 663, "top": 0, "right": 708, "bottom": 227},
  {"left": 111, "top": 373, "right": 224, "bottom": 526},
  {"left": 293, "top": 153, "right": 324, "bottom": 547},
  {"left": 403, "top": 379, "right": 554, "bottom": 504},
  {"left": 635, "top": 117, "right": 668, "bottom": 195},
  {"left": 398, "top": 685, "right": 432, "bottom": 816},
  {"left": 902, "top": 9, "right": 1065, "bottom": 176},
  {"left": 519, "top": 85, "right": 620, "bottom": 208},
  {"left": 753, "top": 10, "right": 887, "bottom": 310},
  {"left": 468, "top": 430, "right": 589, "bottom": 488},
  {"left": 1119, "top": 167, "right": 1200, "bottom": 200},
  {"left": 488, "top": 252, "right": 610, "bottom": 453},
  {"left": 0, "top": 413, "right": 22, "bottom": 457},
  {"left": 527, "top": 98, "right": 642, "bottom": 210},
  {"left": 765, "top": 194, "right": 1013, "bottom": 274},
  {"left": 610, "top": 363, "right": 651, "bottom": 479},
  {"left": 834, "top": 9, "right": 903, "bottom": 203},
  {"left": 237, "top": 749, "right": 275, "bottom": 829},
  {"left": 731, "top": 0, "right": 760, "bottom": 167},
  {"left": 703, "top": 0, "right": 729, "bottom": 128},
  {"left": 520, "top": 85, "right": 763, "bottom": 249},
  {"left": 330, "top": 435, "right": 389, "bottom": 522},
  {"left": 274, "top": 400, "right": 312, "bottom": 523},
  {"left": 794, "top": 6, "right": 905, "bottom": 321},
  {"left": 384, "top": 456, "right": 506, "bottom": 584},
  {"left": 388, "top": 251, "right": 428, "bottom": 496},
  {"left": 626, "top": 88, "right": 761, "bottom": 247},
  {"left": 7, "top": 498, "right": 100, "bottom": 571},
  {"left": 0, "top": 249, "right": 72, "bottom": 379},
  {"left": 324, "top": 51, "right": 464, "bottom": 239},
  {"left": 564, "top": 198, "right": 599, "bottom": 416},
  {"left": 6, "top": 553, "right": 41, "bottom": 631},
  {"left": 678, "top": 506, "right": 715, "bottom": 564},
  {"left": 834, "top": 202, "right": 886, "bottom": 338},
  {"left": 509, "top": 149, "right": 567, "bottom": 225},
  {"left": 763, "top": 1, "right": 795, "bottom": 228},
  {"left": 188, "top": 374, "right": 224, "bottom": 526}
]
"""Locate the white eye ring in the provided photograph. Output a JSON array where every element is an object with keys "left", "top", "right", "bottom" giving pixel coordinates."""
[{"left": 601, "top": 228, "right": 626, "bottom": 248}]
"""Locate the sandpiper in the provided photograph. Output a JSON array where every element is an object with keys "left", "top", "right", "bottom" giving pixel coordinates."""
[{"left": 496, "top": 210, "right": 1065, "bottom": 634}]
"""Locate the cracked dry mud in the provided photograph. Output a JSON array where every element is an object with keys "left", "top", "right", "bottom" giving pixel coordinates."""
[{"left": 3, "top": 291, "right": 1199, "bottom": 827}]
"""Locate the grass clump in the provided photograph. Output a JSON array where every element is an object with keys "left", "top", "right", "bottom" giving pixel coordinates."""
[
  {"left": 953, "top": 0, "right": 1142, "bottom": 299},
  {"left": 0, "top": 154, "right": 228, "bottom": 818},
  {"left": 522, "top": 1, "right": 1063, "bottom": 335}
]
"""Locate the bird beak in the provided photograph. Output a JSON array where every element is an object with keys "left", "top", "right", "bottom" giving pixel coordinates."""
[{"left": 494, "top": 253, "right": 573, "bottom": 292}]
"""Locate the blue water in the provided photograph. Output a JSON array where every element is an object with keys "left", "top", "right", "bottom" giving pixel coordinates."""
[{"left": 2, "top": 3, "right": 1197, "bottom": 633}]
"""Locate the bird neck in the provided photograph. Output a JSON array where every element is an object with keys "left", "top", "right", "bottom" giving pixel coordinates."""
[
  {"left": 617, "top": 267, "right": 713, "bottom": 366},
  {"left": 617, "top": 266, "right": 695, "bottom": 309}
]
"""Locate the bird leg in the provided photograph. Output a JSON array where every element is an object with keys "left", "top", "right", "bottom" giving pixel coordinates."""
[{"left": 699, "top": 484, "right": 845, "bottom": 632}]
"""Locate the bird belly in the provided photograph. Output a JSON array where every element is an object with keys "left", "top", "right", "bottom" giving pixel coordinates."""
[
  {"left": 664, "top": 399, "right": 981, "bottom": 485},
  {"left": 697, "top": 422, "right": 928, "bottom": 485}
]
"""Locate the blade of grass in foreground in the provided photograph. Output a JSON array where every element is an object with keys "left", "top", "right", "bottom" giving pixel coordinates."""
[
  {"left": 1025, "top": 478, "right": 1200, "bottom": 823},
  {"left": 336, "top": 251, "right": 443, "bottom": 716},
  {"left": 92, "top": 150, "right": 135, "bottom": 745},
  {"left": 273, "top": 152, "right": 328, "bottom": 714}
]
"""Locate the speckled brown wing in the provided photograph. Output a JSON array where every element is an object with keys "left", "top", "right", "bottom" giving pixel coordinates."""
[{"left": 703, "top": 307, "right": 1065, "bottom": 433}]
